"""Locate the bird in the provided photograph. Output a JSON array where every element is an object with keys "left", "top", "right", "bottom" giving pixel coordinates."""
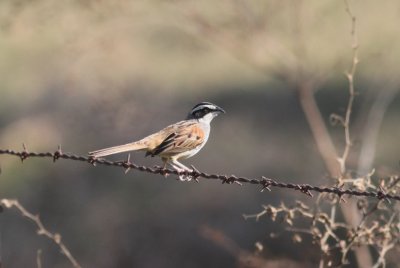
[{"left": 89, "top": 102, "right": 225, "bottom": 180}]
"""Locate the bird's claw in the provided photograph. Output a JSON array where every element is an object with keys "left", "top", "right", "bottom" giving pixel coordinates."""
[{"left": 177, "top": 168, "right": 194, "bottom": 182}]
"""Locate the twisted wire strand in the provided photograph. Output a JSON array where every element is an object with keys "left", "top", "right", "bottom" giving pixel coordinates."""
[{"left": 0, "top": 147, "right": 399, "bottom": 201}]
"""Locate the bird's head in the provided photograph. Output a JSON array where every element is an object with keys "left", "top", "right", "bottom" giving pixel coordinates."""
[{"left": 186, "top": 102, "right": 225, "bottom": 123}]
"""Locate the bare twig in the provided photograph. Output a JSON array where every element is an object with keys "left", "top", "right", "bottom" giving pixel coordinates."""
[
  {"left": 294, "top": 1, "right": 376, "bottom": 266},
  {"left": 338, "top": 0, "right": 359, "bottom": 174},
  {"left": 340, "top": 2, "right": 374, "bottom": 267},
  {"left": 0, "top": 199, "right": 81, "bottom": 268},
  {"left": 372, "top": 241, "right": 395, "bottom": 268},
  {"left": 245, "top": 195, "right": 399, "bottom": 267}
]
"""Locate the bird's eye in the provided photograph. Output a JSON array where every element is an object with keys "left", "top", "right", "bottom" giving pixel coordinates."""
[{"left": 204, "top": 108, "right": 210, "bottom": 113}]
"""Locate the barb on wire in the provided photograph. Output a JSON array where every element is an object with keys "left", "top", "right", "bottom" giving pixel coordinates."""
[{"left": 1, "top": 147, "right": 400, "bottom": 202}]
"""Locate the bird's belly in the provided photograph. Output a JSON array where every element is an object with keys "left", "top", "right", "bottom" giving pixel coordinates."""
[{"left": 175, "top": 144, "right": 204, "bottom": 160}]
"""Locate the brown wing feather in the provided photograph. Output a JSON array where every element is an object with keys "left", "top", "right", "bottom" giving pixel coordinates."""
[
  {"left": 137, "top": 121, "right": 185, "bottom": 152},
  {"left": 150, "top": 121, "right": 204, "bottom": 157}
]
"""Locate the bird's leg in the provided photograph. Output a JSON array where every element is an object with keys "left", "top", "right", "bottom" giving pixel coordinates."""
[
  {"left": 170, "top": 160, "right": 192, "bottom": 181},
  {"left": 173, "top": 161, "right": 192, "bottom": 171},
  {"left": 161, "top": 158, "right": 169, "bottom": 178},
  {"left": 168, "top": 162, "right": 187, "bottom": 181}
]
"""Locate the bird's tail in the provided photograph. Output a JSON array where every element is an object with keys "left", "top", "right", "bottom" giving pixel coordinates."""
[{"left": 89, "top": 142, "right": 147, "bottom": 158}]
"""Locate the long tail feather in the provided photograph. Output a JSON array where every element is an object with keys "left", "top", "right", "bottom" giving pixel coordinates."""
[{"left": 89, "top": 142, "right": 147, "bottom": 158}]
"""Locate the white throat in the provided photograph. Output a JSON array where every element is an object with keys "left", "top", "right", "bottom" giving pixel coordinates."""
[{"left": 198, "top": 112, "right": 218, "bottom": 124}]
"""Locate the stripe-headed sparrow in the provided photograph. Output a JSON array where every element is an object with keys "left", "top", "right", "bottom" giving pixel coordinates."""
[{"left": 89, "top": 102, "right": 225, "bottom": 180}]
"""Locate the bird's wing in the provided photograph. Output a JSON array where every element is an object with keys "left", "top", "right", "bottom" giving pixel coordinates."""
[{"left": 149, "top": 121, "right": 205, "bottom": 156}]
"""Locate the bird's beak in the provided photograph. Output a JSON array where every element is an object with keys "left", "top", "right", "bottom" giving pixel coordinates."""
[{"left": 215, "top": 106, "right": 226, "bottom": 114}]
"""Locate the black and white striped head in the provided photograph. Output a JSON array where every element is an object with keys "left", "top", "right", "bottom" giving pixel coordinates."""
[{"left": 187, "top": 102, "right": 225, "bottom": 122}]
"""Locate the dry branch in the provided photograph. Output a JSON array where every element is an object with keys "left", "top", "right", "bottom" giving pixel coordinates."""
[{"left": 0, "top": 199, "right": 81, "bottom": 268}]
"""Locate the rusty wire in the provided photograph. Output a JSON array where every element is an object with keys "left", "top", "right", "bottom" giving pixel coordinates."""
[{"left": 0, "top": 146, "right": 400, "bottom": 201}]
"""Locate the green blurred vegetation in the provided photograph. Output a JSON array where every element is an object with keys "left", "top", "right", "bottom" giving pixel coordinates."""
[{"left": 0, "top": 0, "right": 400, "bottom": 267}]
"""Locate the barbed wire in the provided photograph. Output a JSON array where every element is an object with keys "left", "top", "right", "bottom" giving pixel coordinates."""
[{"left": 0, "top": 146, "right": 399, "bottom": 202}]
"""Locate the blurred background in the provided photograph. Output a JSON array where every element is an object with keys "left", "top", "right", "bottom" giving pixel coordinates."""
[{"left": 1, "top": 0, "right": 400, "bottom": 267}]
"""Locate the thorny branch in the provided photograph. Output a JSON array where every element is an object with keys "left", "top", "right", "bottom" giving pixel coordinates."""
[
  {"left": 247, "top": 6, "right": 399, "bottom": 258},
  {"left": 335, "top": 0, "right": 359, "bottom": 174},
  {"left": 0, "top": 199, "right": 81, "bottom": 268},
  {"left": 0, "top": 147, "right": 400, "bottom": 202},
  {"left": 340, "top": 3, "right": 376, "bottom": 267},
  {"left": 244, "top": 195, "right": 400, "bottom": 267}
]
